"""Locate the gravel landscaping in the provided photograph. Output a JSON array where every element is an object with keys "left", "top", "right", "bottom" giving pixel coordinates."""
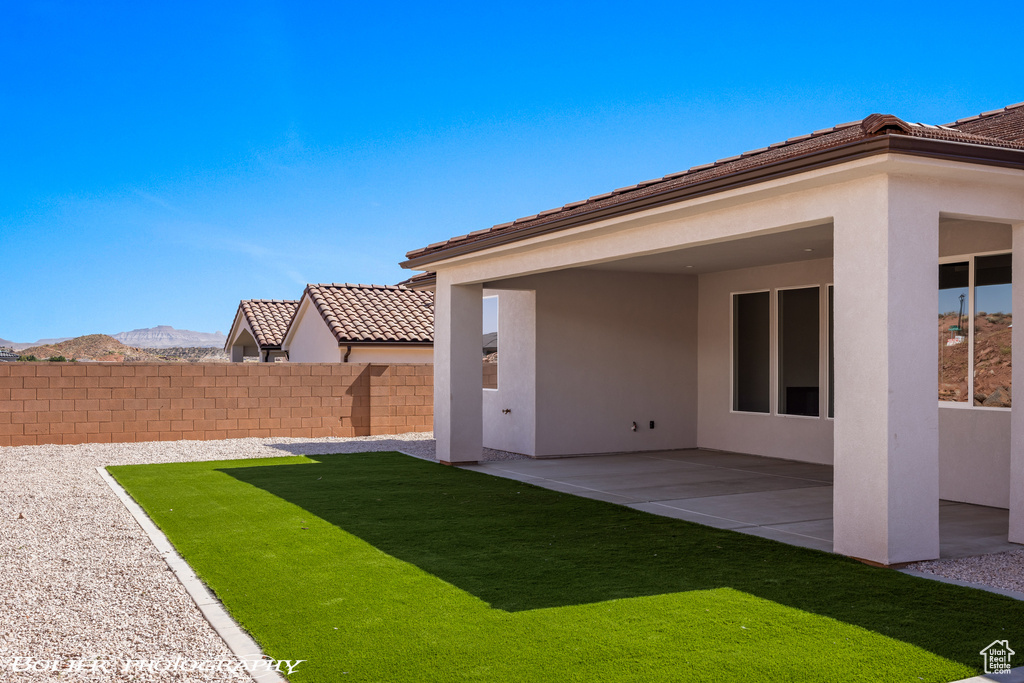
[
  {"left": 907, "top": 550, "right": 1024, "bottom": 595},
  {"left": 0, "top": 433, "right": 523, "bottom": 681},
  {"left": 1, "top": 433, "right": 1019, "bottom": 681}
]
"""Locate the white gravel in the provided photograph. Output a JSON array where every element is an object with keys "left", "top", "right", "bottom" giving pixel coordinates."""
[
  {"left": 906, "top": 550, "right": 1024, "bottom": 596},
  {"left": 0, "top": 433, "right": 525, "bottom": 681}
]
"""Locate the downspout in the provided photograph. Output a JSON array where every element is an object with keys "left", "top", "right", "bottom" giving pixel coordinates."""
[{"left": 343, "top": 345, "right": 352, "bottom": 362}]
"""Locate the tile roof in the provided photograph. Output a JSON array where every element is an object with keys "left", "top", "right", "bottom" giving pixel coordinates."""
[
  {"left": 303, "top": 284, "right": 434, "bottom": 344},
  {"left": 404, "top": 102, "right": 1024, "bottom": 265},
  {"left": 395, "top": 271, "right": 436, "bottom": 290},
  {"left": 238, "top": 299, "right": 299, "bottom": 349}
]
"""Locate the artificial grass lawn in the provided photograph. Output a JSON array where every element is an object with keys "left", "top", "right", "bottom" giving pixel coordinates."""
[{"left": 108, "top": 452, "right": 1024, "bottom": 682}]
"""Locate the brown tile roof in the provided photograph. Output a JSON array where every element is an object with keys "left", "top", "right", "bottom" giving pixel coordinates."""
[
  {"left": 238, "top": 299, "right": 299, "bottom": 349},
  {"left": 303, "top": 284, "right": 434, "bottom": 344},
  {"left": 948, "top": 101, "right": 1024, "bottom": 143},
  {"left": 404, "top": 103, "right": 1024, "bottom": 265},
  {"left": 395, "top": 271, "right": 436, "bottom": 290}
]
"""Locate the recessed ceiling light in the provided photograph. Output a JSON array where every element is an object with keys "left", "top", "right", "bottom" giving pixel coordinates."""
[
  {"left": 685, "top": 265, "right": 694, "bottom": 268},
  {"left": 803, "top": 248, "right": 814, "bottom": 252}
]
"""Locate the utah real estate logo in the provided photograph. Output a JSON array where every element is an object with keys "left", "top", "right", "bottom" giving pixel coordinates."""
[{"left": 980, "top": 640, "right": 1015, "bottom": 675}]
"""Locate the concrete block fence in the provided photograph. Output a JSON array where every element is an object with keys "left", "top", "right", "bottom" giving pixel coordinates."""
[{"left": 0, "top": 362, "right": 433, "bottom": 447}]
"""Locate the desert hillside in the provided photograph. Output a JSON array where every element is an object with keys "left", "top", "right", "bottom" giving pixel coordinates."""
[
  {"left": 16, "top": 335, "right": 228, "bottom": 363},
  {"left": 938, "top": 313, "right": 1012, "bottom": 406}
]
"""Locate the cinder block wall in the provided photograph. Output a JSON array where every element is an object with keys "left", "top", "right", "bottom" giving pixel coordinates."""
[{"left": 0, "top": 362, "right": 433, "bottom": 447}]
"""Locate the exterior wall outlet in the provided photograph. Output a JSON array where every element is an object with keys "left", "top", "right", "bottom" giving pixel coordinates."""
[{"left": 649, "top": 421, "right": 655, "bottom": 429}]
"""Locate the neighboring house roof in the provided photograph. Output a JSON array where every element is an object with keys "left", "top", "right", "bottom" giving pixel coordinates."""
[
  {"left": 395, "top": 271, "right": 437, "bottom": 290},
  {"left": 229, "top": 299, "right": 299, "bottom": 350},
  {"left": 0, "top": 348, "right": 18, "bottom": 362},
  {"left": 402, "top": 102, "right": 1024, "bottom": 268},
  {"left": 300, "top": 283, "right": 434, "bottom": 344}
]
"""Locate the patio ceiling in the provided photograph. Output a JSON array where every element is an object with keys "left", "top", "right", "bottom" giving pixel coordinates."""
[{"left": 579, "top": 223, "right": 834, "bottom": 275}]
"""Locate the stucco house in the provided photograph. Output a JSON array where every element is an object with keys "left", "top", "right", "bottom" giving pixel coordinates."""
[
  {"left": 225, "top": 299, "right": 299, "bottom": 362},
  {"left": 281, "top": 283, "right": 434, "bottom": 363},
  {"left": 400, "top": 102, "right": 1024, "bottom": 566}
]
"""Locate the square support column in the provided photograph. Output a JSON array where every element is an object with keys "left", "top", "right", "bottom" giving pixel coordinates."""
[
  {"left": 434, "top": 278, "right": 483, "bottom": 465},
  {"left": 833, "top": 179, "right": 940, "bottom": 565},
  {"left": 1011, "top": 224, "right": 1024, "bottom": 544}
]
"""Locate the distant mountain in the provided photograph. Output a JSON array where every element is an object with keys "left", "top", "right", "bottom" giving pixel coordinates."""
[
  {"left": 0, "top": 336, "right": 73, "bottom": 351},
  {"left": 112, "top": 325, "right": 226, "bottom": 348}
]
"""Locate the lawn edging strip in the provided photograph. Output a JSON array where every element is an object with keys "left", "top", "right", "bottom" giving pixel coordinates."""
[
  {"left": 96, "top": 466, "right": 287, "bottom": 683},
  {"left": 899, "top": 568, "right": 1024, "bottom": 602}
]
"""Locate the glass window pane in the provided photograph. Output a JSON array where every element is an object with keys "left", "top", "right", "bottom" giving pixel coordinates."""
[
  {"left": 939, "top": 262, "right": 970, "bottom": 402},
  {"left": 733, "top": 292, "right": 770, "bottom": 413},
  {"left": 828, "top": 285, "right": 834, "bottom": 419},
  {"left": 483, "top": 296, "right": 498, "bottom": 389},
  {"left": 973, "top": 254, "right": 1011, "bottom": 407},
  {"left": 778, "top": 287, "right": 820, "bottom": 417}
]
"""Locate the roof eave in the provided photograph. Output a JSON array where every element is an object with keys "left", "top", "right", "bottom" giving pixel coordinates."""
[{"left": 401, "top": 135, "right": 1024, "bottom": 270}]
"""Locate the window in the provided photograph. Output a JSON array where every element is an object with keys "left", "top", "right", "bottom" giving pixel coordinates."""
[
  {"left": 778, "top": 287, "right": 820, "bottom": 416},
  {"left": 732, "top": 291, "right": 770, "bottom": 413},
  {"left": 482, "top": 295, "right": 498, "bottom": 390},
  {"left": 974, "top": 254, "right": 1011, "bottom": 407},
  {"left": 938, "top": 254, "right": 1011, "bottom": 407},
  {"left": 938, "top": 262, "right": 970, "bottom": 402},
  {"left": 827, "top": 285, "right": 834, "bottom": 419}
]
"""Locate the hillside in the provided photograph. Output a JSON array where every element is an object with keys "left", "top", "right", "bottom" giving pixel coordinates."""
[
  {"left": 938, "top": 313, "right": 1012, "bottom": 406},
  {"left": 113, "top": 325, "right": 226, "bottom": 348},
  {"left": 142, "top": 347, "right": 229, "bottom": 362},
  {"left": 17, "top": 335, "right": 161, "bottom": 362}
]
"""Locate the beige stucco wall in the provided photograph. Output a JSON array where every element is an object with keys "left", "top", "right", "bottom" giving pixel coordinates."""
[
  {"left": 938, "top": 407, "right": 1011, "bottom": 508},
  {"left": 227, "top": 319, "right": 260, "bottom": 361},
  {"left": 487, "top": 269, "right": 698, "bottom": 457},
  {"left": 697, "top": 258, "right": 834, "bottom": 463},
  {"left": 347, "top": 346, "right": 433, "bottom": 363},
  {"left": 284, "top": 298, "right": 343, "bottom": 363}
]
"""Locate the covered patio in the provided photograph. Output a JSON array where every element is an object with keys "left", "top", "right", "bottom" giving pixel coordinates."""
[
  {"left": 403, "top": 105, "right": 1024, "bottom": 566},
  {"left": 466, "top": 449, "right": 1018, "bottom": 560}
]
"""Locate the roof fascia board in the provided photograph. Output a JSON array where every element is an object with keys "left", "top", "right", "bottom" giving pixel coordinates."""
[{"left": 402, "top": 135, "right": 1024, "bottom": 269}]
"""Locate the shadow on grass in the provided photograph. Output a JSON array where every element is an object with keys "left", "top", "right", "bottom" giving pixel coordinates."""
[{"left": 221, "top": 451, "right": 1023, "bottom": 668}]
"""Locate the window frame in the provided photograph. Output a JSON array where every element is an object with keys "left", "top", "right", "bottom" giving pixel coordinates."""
[
  {"left": 938, "top": 249, "right": 1012, "bottom": 411},
  {"left": 775, "top": 284, "right": 823, "bottom": 420},
  {"left": 482, "top": 294, "right": 499, "bottom": 392},
  {"left": 825, "top": 283, "right": 834, "bottom": 421},
  {"left": 730, "top": 284, "right": 829, "bottom": 420},
  {"left": 730, "top": 289, "right": 773, "bottom": 415}
]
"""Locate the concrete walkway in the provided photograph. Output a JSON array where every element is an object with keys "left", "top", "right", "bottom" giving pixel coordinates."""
[{"left": 465, "top": 449, "right": 1018, "bottom": 559}]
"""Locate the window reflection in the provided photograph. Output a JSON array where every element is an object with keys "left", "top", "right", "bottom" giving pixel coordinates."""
[
  {"left": 973, "top": 254, "right": 1011, "bottom": 407},
  {"left": 939, "top": 262, "right": 970, "bottom": 402}
]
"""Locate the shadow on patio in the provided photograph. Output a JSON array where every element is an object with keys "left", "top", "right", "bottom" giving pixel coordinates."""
[{"left": 465, "top": 448, "right": 1019, "bottom": 560}]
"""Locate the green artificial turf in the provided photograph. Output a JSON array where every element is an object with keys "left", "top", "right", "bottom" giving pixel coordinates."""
[{"left": 108, "top": 452, "right": 1024, "bottom": 682}]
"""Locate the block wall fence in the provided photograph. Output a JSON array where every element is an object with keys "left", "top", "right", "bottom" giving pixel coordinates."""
[{"left": 0, "top": 362, "right": 433, "bottom": 447}]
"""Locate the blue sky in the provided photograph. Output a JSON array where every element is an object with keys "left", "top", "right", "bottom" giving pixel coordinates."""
[{"left": 1, "top": 1, "right": 1021, "bottom": 341}]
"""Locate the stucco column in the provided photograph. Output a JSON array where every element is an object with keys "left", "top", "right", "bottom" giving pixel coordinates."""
[
  {"left": 1010, "top": 224, "right": 1024, "bottom": 544},
  {"left": 434, "top": 276, "right": 483, "bottom": 465},
  {"left": 832, "top": 177, "right": 940, "bottom": 565},
  {"left": 230, "top": 345, "right": 244, "bottom": 362}
]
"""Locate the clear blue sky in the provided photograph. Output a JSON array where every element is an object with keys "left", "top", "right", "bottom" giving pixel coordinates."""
[{"left": 1, "top": 1, "right": 1021, "bottom": 341}]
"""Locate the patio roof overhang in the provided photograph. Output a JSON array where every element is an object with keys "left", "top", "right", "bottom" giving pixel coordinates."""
[{"left": 402, "top": 135, "right": 1024, "bottom": 273}]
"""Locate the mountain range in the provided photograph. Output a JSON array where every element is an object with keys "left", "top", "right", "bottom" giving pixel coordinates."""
[{"left": 1, "top": 325, "right": 226, "bottom": 350}]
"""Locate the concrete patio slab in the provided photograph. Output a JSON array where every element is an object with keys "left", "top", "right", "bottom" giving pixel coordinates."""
[
  {"left": 486, "top": 454, "right": 697, "bottom": 478},
  {"left": 625, "top": 501, "right": 752, "bottom": 530},
  {"left": 465, "top": 448, "right": 1019, "bottom": 561},
  {"left": 652, "top": 486, "right": 834, "bottom": 527}
]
